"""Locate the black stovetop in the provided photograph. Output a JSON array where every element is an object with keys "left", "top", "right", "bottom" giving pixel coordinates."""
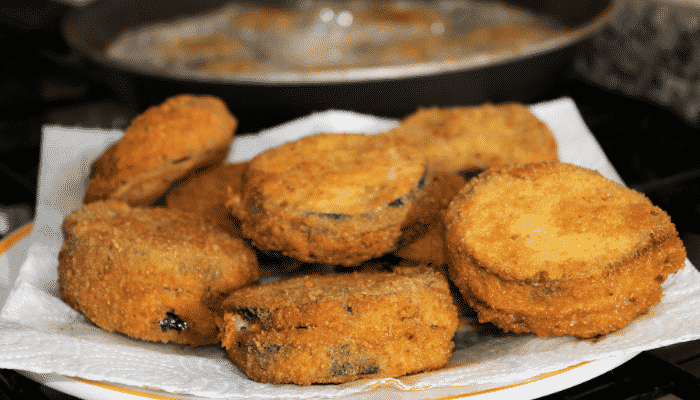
[{"left": 2, "top": 3, "right": 700, "bottom": 399}]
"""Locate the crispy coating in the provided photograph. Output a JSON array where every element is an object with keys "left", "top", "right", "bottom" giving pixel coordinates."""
[
  {"left": 445, "top": 162, "right": 686, "bottom": 338},
  {"left": 395, "top": 171, "right": 467, "bottom": 265},
  {"left": 388, "top": 103, "right": 559, "bottom": 173},
  {"left": 84, "top": 94, "right": 237, "bottom": 206},
  {"left": 395, "top": 217, "right": 450, "bottom": 265},
  {"left": 227, "top": 133, "right": 439, "bottom": 266},
  {"left": 166, "top": 163, "right": 247, "bottom": 237},
  {"left": 165, "top": 162, "right": 302, "bottom": 276},
  {"left": 218, "top": 266, "right": 459, "bottom": 385},
  {"left": 58, "top": 200, "right": 259, "bottom": 346}
]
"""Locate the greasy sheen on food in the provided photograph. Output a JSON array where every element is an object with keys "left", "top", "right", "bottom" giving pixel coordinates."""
[
  {"left": 84, "top": 94, "right": 237, "bottom": 206},
  {"left": 388, "top": 102, "right": 559, "bottom": 173},
  {"left": 227, "top": 132, "right": 439, "bottom": 266},
  {"left": 218, "top": 266, "right": 459, "bottom": 385},
  {"left": 59, "top": 200, "right": 259, "bottom": 346},
  {"left": 445, "top": 161, "right": 686, "bottom": 339}
]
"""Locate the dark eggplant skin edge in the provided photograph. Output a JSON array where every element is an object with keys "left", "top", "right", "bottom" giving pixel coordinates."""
[
  {"left": 305, "top": 166, "right": 430, "bottom": 219},
  {"left": 158, "top": 311, "right": 189, "bottom": 332},
  {"left": 458, "top": 168, "right": 486, "bottom": 182}
]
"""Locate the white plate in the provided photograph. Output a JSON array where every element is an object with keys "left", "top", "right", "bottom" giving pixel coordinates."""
[{"left": 16, "top": 353, "right": 637, "bottom": 400}]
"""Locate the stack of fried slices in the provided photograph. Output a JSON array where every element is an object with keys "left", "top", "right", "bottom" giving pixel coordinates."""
[{"left": 58, "top": 96, "right": 686, "bottom": 386}]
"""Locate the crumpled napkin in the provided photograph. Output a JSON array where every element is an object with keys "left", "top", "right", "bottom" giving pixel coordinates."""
[{"left": 1, "top": 98, "right": 699, "bottom": 399}]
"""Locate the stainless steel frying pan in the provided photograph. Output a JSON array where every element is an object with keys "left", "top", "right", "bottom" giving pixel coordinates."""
[{"left": 61, "top": 0, "right": 617, "bottom": 132}]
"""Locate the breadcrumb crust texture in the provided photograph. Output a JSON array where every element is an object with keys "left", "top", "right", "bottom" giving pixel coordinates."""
[
  {"left": 389, "top": 102, "right": 559, "bottom": 173},
  {"left": 445, "top": 162, "right": 686, "bottom": 338},
  {"left": 59, "top": 200, "right": 259, "bottom": 346},
  {"left": 228, "top": 133, "right": 437, "bottom": 266},
  {"left": 218, "top": 267, "right": 459, "bottom": 384},
  {"left": 84, "top": 95, "right": 237, "bottom": 206}
]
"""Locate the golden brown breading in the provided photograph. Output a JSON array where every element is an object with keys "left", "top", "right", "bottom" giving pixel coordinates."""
[
  {"left": 166, "top": 163, "right": 247, "bottom": 237},
  {"left": 218, "top": 266, "right": 458, "bottom": 385},
  {"left": 84, "top": 94, "right": 237, "bottom": 206},
  {"left": 58, "top": 200, "right": 259, "bottom": 346},
  {"left": 395, "top": 171, "right": 467, "bottom": 265},
  {"left": 227, "top": 132, "right": 439, "bottom": 266},
  {"left": 388, "top": 103, "right": 559, "bottom": 173},
  {"left": 165, "top": 162, "right": 304, "bottom": 276},
  {"left": 445, "top": 161, "right": 686, "bottom": 339},
  {"left": 395, "top": 216, "right": 450, "bottom": 265}
]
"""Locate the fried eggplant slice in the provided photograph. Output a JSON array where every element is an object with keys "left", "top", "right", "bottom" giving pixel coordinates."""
[
  {"left": 389, "top": 102, "right": 559, "bottom": 173},
  {"left": 59, "top": 200, "right": 259, "bottom": 346},
  {"left": 445, "top": 161, "right": 686, "bottom": 338},
  {"left": 228, "top": 133, "right": 438, "bottom": 266},
  {"left": 218, "top": 266, "right": 459, "bottom": 384},
  {"left": 84, "top": 94, "right": 237, "bottom": 206}
]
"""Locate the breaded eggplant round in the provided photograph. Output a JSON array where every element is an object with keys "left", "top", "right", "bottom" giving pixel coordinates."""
[
  {"left": 58, "top": 200, "right": 259, "bottom": 346},
  {"left": 388, "top": 102, "right": 559, "bottom": 173},
  {"left": 228, "top": 133, "right": 437, "bottom": 266},
  {"left": 84, "top": 94, "right": 237, "bottom": 206},
  {"left": 218, "top": 266, "right": 459, "bottom": 385},
  {"left": 445, "top": 162, "right": 686, "bottom": 339},
  {"left": 166, "top": 162, "right": 247, "bottom": 237}
]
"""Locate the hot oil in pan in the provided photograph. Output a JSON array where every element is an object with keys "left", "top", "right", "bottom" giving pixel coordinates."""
[{"left": 105, "top": 0, "right": 568, "bottom": 80}]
